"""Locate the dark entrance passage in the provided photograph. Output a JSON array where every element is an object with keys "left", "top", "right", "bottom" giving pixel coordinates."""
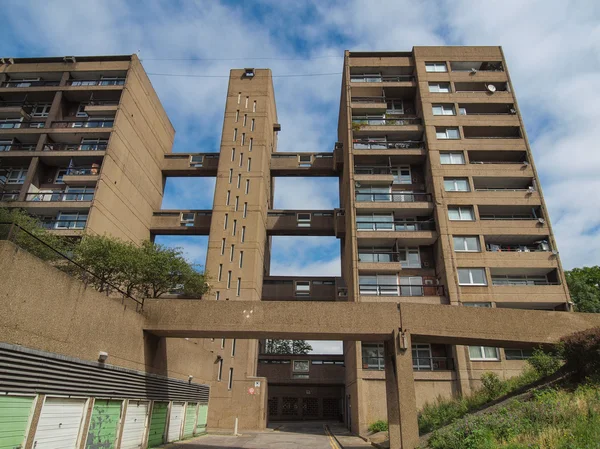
[{"left": 268, "top": 385, "right": 343, "bottom": 421}]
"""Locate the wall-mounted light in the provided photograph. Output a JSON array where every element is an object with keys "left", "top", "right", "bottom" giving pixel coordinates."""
[
  {"left": 98, "top": 351, "right": 108, "bottom": 363},
  {"left": 188, "top": 375, "right": 194, "bottom": 383}
]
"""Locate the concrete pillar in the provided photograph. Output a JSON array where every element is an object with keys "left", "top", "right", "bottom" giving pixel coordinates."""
[
  {"left": 18, "top": 157, "right": 40, "bottom": 201},
  {"left": 384, "top": 330, "right": 419, "bottom": 449}
]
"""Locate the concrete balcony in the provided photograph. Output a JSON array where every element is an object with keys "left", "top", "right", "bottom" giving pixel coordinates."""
[
  {"left": 0, "top": 102, "right": 32, "bottom": 119},
  {"left": 83, "top": 102, "right": 119, "bottom": 116},
  {"left": 162, "top": 153, "right": 219, "bottom": 177},
  {"left": 262, "top": 276, "right": 345, "bottom": 301},
  {"left": 460, "top": 284, "right": 567, "bottom": 307},
  {"left": 352, "top": 139, "right": 426, "bottom": 159},
  {"left": 150, "top": 210, "right": 212, "bottom": 235},
  {"left": 267, "top": 209, "right": 345, "bottom": 236},
  {"left": 270, "top": 153, "right": 337, "bottom": 177},
  {"left": 355, "top": 193, "right": 434, "bottom": 215}
]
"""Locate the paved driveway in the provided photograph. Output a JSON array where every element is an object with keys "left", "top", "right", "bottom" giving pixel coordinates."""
[{"left": 164, "top": 421, "right": 372, "bottom": 449}]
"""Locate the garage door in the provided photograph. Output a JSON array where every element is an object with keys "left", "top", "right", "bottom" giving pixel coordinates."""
[
  {"left": 33, "top": 397, "right": 87, "bottom": 449},
  {"left": 120, "top": 400, "right": 149, "bottom": 449},
  {"left": 166, "top": 402, "right": 184, "bottom": 442},
  {"left": 85, "top": 399, "right": 122, "bottom": 449},
  {"left": 147, "top": 402, "right": 168, "bottom": 448},
  {"left": 182, "top": 403, "right": 197, "bottom": 439},
  {"left": 196, "top": 404, "right": 208, "bottom": 434},
  {"left": 0, "top": 395, "right": 36, "bottom": 449}
]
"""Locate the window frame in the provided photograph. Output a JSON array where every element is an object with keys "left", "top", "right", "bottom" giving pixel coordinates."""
[
  {"left": 425, "top": 62, "right": 448, "bottom": 73},
  {"left": 444, "top": 178, "right": 470, "bottom": 192},
  {"left": 432, "top": 104, "right": 456, "bottom": 116},
  {"left": 469, "top": 346, "right": 500, "bottom": 361},
  {"left": 440, "top": 152, "right": 465, "bottom": 165},
  {"left": 453, "top": 236, "right": 481, "bottom": 252},
  {"left": 428, "top": 82, "right": 451, "bottom": 93},
  {"left": 436, "top": 127, "right": 460, "bottom": 140},
  {"left": 362, "top": 342, "right": 385, "bottom": 370},
  {"left": 458, "top": 268, "right": 488, "bottom": 286},
  {"left": 448, "top": 206, "right": 475, "bottom": 221}
]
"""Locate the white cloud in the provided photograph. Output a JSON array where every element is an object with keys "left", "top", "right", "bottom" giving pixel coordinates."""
[{"left": 307, "top": 340, "right": 343, "bottom": 355}]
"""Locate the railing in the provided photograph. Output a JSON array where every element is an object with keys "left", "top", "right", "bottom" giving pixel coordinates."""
[
  {"left": 479, "top": 214, "right": 538, "bottom": 220},
  {"left": 351, "top": 75, "right": 415, "bottom": 83},
  {"left": 0, "top": 222, "right": 143, "bottom": 309},
  {"left": 356, "top": 192, "right": 431, "bottom": 202},
  {"left": 464, "top": 135, "right": 521, "bottom": 139},
  {"left": 353, "top": 140, "right": 424, "bottom": 150},
  {"left": 356, "top": 220, "right": 435, "bottom": 231},
  {"left": 0, "top": 101, "right": 33, "bottom": 108},
  {"left": 491, "top": 278, "right": 560, "bottom": 286},
  {"left": 359, "top": 284, "right": 444, "bottom": 296},
  {"left": 0, "top": 191, "right": 20, "bottom": 201},
  {"left": 1, "top": 80, "right": 60, "bottom": 88},
  {"left": 62, "top": 167, "right": 100, "bottom": 176},
  {"left": 50, "top": 119, "right": 114, "bottom": 129},
  {"left": 354, "top": 166, "right": 393, "bottom": 175},
  {"left": 0, "top": 121, "right": 45, "bottom": 129},
  {"left": 24, "top": 191, "right": 94, "bottom": 202},
  {"left": 475, "top": 187, "right": 533, "bottom": 192},
  {"left": 351, "top": 96, "right": 386, "bottom": 103},
  {"left": 470, "top": 160, "right": 527, "bottom": 165},
  {"left": 486, "top": 243, "right": 550, "bottom": 252},
  {"left": 80, "top": 100, "right": 120, "bottom": 106},
  {"left": 40, "top": 219, "right": 88, "bottom": 230},
  {"left": 357, "top": 250, "right": 422, "bottom": 267},
  {"left": 67, "top": 79, "right": 125, "bottom": 86},
  {"left": 352, "top": 116, "right": 421, "bottom": 126},
  {"left": 42, "top": 142, "right": 108, "bottom": 152},
  {"left": 459, "top": 111, "right": 516, "bottom": 116},
  {"left": 0, "top": 143, "right": 37, "bottom": 152},
  {"left": 413, "top": 357, "right": 455, "bottom": 371}
]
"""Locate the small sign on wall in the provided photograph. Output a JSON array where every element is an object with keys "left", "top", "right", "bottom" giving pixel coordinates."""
[{"left": 255, "top": 381, "right": 261, "bottom": 387}]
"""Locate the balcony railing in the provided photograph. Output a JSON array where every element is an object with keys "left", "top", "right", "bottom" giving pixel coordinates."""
[
  {"left": 67, "top": 79, "right": 125, "bottom": 86},
  {"left": 50, "top": 119, "right": 114, "bottom": 129},
  {"left": 357, "top": 250, "right": 421, "bottom": 267},
  {"left": 491, "top": 278, "right": 559, "bottom": 286},
  {"left": 352, "top": 96, "right": 386, "bottom": 103},
  {"left": 0, "top": 143, "right": 37, "bottom": 152},
  {"left": 470, "top": 160, "right": 527, "bottom": 165},
  {"left": 0, "top": 121, "right": 45, "bottom": 129},
  {"left": 353, "top": 140, "right": 424, "bottom": 150},
  {"left": 40, "top": 219, "right": 88, "bottom": 230},
  {"left": 24, "top": 191, "right": 94, "bottom": 202},
  {"left": 475, "top": 187, "right": 534, "bottom": 192},
  {"left": 0, "top": 191, "right": 20, "bottom": 201},
  {"left": 486, "top": 242, "right": 550, "bottom": 252},
  {"left": 352, "top": 116, "right": 421, "bottom": 126},
  {"left": 42, "top": 142, "right": 108, "bottom": 152},
  {"left": 356, "top": 192, "right": 431, "bottom": 203},
  {"left": 354, "top": 166, "right": 393, "bottom": 175},
  {"left": 359, "top": 284, "right": 444, "bottom": 296},
  {"left": 351, "top": 75, "right": 415, "bottom": 83},
  {"left": 413, "top": 357, "right": 455, "bottom": 371},
  {"left": 61, "top": 167, "right": 100, "bottom": 176},
  {"left": 479, "top": 214, "right": 539, "bottom": 220},
  {"left": 1, "top": 80, "right": 60, "bottom": 88},
  {"left": 356, "top": 220, "right": 435, "bottom": 231}
]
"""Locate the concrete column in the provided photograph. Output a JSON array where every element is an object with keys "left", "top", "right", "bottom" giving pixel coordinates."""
[
  {"left": 384, "top": 330, "right": 419, "bottom": 449},
  {"left": 18, "top": 157, "right": 40, "bottom": 201}
]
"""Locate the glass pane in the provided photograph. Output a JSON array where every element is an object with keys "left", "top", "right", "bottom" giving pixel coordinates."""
[
  {"left": 448, "top": 129, "right": 459, "bottom": 138},
  {"left": 460, "top": 208, "right": 474, "bottom": 220},
  {"left": 483, "top": 347, "right": 499, "bottom": 359},
  {"left": 448, "top": 208, "right": 460, "bottom": 220},
  {"left": 471, "top": 269, "right": 486, "bottom": 285},
  {"left": 458, "top": 269, "right": 471, "bottom": 285},
  {"left": 469, "top": 346, "right": 484, "bottom": 359},
  {"left": 465, "top": 237, "right": 480, "bottom": 251}
]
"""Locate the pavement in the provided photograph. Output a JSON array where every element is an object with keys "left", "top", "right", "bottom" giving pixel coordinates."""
[{"left": 163, "top": 421, "right": 373, "bottom": 449}]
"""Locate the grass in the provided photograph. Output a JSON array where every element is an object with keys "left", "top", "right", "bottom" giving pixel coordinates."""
[
  {"left": 426, "top": 381, "right": 600, "bottom": 449},
  {"left": 418, "top": 368, "right": 542, "bottom": 435}
]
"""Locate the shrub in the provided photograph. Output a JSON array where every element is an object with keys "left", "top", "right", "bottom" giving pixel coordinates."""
[
  {"left": 561, "top": 327, "right": 600, "bottom": 380},
  {"left": 527, "top": 347, "right": 563, "bottom": 377},
  {"left": 481, "top": 372, "right": 505, "bottom": 400},
  {"left": 368, "top": 420, "right": 388, "bottom": 433}
]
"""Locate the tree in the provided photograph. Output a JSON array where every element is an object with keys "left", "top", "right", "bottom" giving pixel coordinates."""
[
  {"left": 264, "top": 339, "right": 313, "bottom": 355},
  {"left": 565, "top": 267, "right": 600, "bottom": 313}
]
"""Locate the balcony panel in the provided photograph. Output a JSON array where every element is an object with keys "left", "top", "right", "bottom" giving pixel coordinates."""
[
  {"left": 0, "top": 104, "right": 31, "bottom": 119},
  {"left": 460, "top": 284, "right": 567, "bottom": 305},
  {"left": 150, "top": 210, "right": 212, "bottom": 235},
  {"left": 162, "top": 153, "right": 219, "bottom": 177},
  {"left": 267, "top": 210, "right": 340, "bottom": 236},
  {"left": 270, "top": 153, "right": 337, "bottom": 177},
  {"left": 262, "top": 276, "right": 343, "bottom": 301},
  {"left": 84, "top": 104, "right": 118, "bottom": 116},
  {"left": 1, "top": 201, "right": 92, "bottom": 214},
  {"left": 354, "top": 174, "right": 395, "bottom": 184},
  {"left": 359, "top": 294, "right": 444, "bottom": 304},
  {"left": 356, "top": 230, "right": 437, "bottom": 245},
  {"left": 61, "top": 174, "right": 100, "bottom": 186},
  {"left": 355, "top": 200, "right": 434, "bottom": 215}
]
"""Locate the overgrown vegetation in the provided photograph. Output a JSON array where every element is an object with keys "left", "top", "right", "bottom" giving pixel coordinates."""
[
  {"left": 262, "top": 339, "right": 313, "bottom": 355},
  {"left": 1, "top": 208, "right": 210, "bottom": 300},
  {"left": 368, "top": 420, "right": 388, "bottom": 433},
  {"left": 418, "top": 349, "right": 562, "bottom": 435},
  {"left": 565, "top": 266, "right": 600, "bottom": 313}
]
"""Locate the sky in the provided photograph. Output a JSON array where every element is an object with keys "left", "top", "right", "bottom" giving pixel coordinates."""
[{"left": 2, "top": 0, "right": 599, "bottom": 354}]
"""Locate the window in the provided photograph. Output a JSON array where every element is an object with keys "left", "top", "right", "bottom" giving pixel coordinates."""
[
  {"left": 464, "top": 302, "right": 491, "bottom": 308},
  {"left": 245, "top": 96, "right": 249, "bottom": 108},
  {"left": 356, "top": 213, "right": 394, "bottom": 231},
  {"left": 360, "top": 274, "right": 399, "bottom": 296},
  {"left": 505, "top": 348, "right": 534, "bottom": 360},
  {"left": 469, "top": 346, "right": 500, "bottom": 361},
  {"left": 295, "top": 281, "right": 310, "bottom": 297},
  {"left": 247, "top": 158, "right": 251, "bottom": 172},
  {"left": 218, "top": 264, "right": 223, "bottom": 281},
  {"left": 54, "top": 168, "right": 68, "bottom": 184},
  {"left": 444, "top": 178, "right": 470, "bottom": 192},
  {"left": 80, "top": 138, "right": 108, "bottom": 151},
  {"left": 63, "top": 186, "right": 94, "bottom": 201},
  {"left": 245, "top": 179, "right": 249, "bottom": 194},
  {"left": 230, "top": 244, "right": 235, "bottom": 262},
  {"left": 448, "top": 206, "right": 474, "bottom": 221},
  {"left": 243, "top": 114, "right": 247, "bottom": 127},
  {"left": 99, "top": 76, "right": 125, "bottom": 86},
  {"left": 297, "top": 213, "right": 311, "bottom": 228},
  {"left": 218, "top": 359, "right": 223, "bottom": 381},
  {"left": 231, "top": 148, "right": 236, "bottom": 161},
  {"left": 428, "top": 82, "right": 451, "bottom": 93},
  {"left": 293, "top": 360, "right": 310, "bottom": 373},
  {"left": 227, "top": 271, "right": 232, "bottom": 289},
  {"left": 239, "top": 251, "right": 244, "bottom": 268},
  {"left": 180, "top": 213, "right": 195, "bottom": 227},
  {"left": 436, "top": 127, "right": 460, "bottom": 139},
  {"left": 356, "top": 185, "right": 390, "bottom": 202},
  {"left": 221, "top": 338, "right": 226, "bottom": 349},
  {"left": 232, "top": 339, "right": 236, "bottom": 356},
  {"left": 241, "top": 133, "right": 245, "bottom": 145},
  {"left": 243, "top": 202, "right": 248, "bottom": 218},
  {"left": 190, "top": 155, "right": 204, "bottom": 167},
  {"left": 453, "top": 236, "right": 481, "bottom": 252},
  {"left": 249, "top": 138, "right": 253, "bottom": 152},
  {"left": 458, "top": 268, "right": 487, "bottom": 286},
  {"left": 31, "top": 103, "right": 51, "bottom": 117},
  {"left": 224, "top": 213, "right": 228, "bottom": 229},
  {"left": 432, "top": 104, "right": 456, "bottom": 116},
  {"left": 235, "top": 196, "right": 239, "bottom": 211},
  {"left": 55, "top": 211, "right": 88, "bottom": 229},
  {"left": 226, "top": 190, "right": 231, "bottom": 205},
  {"left": 440, "top": 152, "right": 465, "bottom": 165},
  {"left": 392, "top": 166, "right": 411, "bottom": 184},
  {"left": 239, "top": 153, "right": 243, "bottom": 167},
  {"left": 3, "top": 168, "right": 27, "bottom": 184},
  {"left": 236, "top": 278, "right": 241, "bottom": 296},
  {"left": 251, "top": 119, "right": 255, "bottom": 131},
  {"left": 221, "top": 239, "right": 225, "bottom": 255},
  {"left": 399, "top": 248, "right": 421, "bottom": 268},
  {"left": 425, "top": 62, "right": 447, "bottom": 72},
  {"left": 237, "top": 93, "right": 241, "bottom": 104},
  {"left": 233, "top": 128, "right": 237, "bottom": 141},
  {"left": 235, "top": 110, "right": 239, "bottom": 122},
  {"left": 232, "top": 219, "right": 237, "bottom": 236},
  {"left": 241, "top": 226, "right": 246, "bottom": 242},
  {"left": 491, "top": 274, "right": 549, "bottom": 286},
  {"left": 253, "top": 101, "right": 257, "bottom": 112},
  {"left": 215, "top": 291, "right": 220, "bottom": 301},
  {"left": 298, "top": 155, "right": 312, "bottom": 167},
  {"left": 400, "top": 276, "right": 423, "bottom": 296},
  {"left": 362, "top": 343, "right": 384, "bottom": 370},
  {"left": 228, "top": 368, "right": 233, "bottom": 389},
  {"left": 412, "top": 344, "right": 433, "bottom": 370},
  {"left": 386, "top": 99, "right": 404, "bottom": 114}
]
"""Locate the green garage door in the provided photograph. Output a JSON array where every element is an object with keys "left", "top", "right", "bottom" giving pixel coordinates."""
[
  {"left": 0, "top": 395, "right": 36, "bottom": 449},
  {"left": 183, "top": 403, "right": 197, "bottom": 438},
  {"left": 85, "top": 399, "right": 122, "bottom": 449},
  {"left": 147, "top": 402, "right": 168, "bottom": 448},
  {"left": 196, "top": 404, "right": 208, "bottom": 435}
]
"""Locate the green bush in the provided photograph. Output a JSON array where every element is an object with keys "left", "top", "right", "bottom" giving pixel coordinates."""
[
  {"left": 368, "top": 420, "right": 388, "bottom": 433},
  {"left": 562, "top": 327, "right": 600, "bottom": 380},
  {"left": 481, "top": 372, "right": 504, "bottom": 399},
  {"left": 527, "top": 347, "right": 563, "bottom": 377}
]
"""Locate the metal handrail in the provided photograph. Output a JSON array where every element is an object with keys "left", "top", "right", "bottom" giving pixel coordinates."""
[
  {"left": 24, "top": 192, "right": 94, "bottom": 202},
  {"left": 354, "top": 166, "right": 392, "bottom": 174},
  {"left": 0, "top": 101, "right": 34, "bottom": 108},
  {"left": 491, "top": 279, "right": 560, "bottom": 286},
  {"left": 0, "top": 143, "right": 37, "bottom": 151},
  {"left": 63, "top": 167, "right": 100, "bottom": 176},
  {"left": 413, "top": 357, "right": 456, "bottom": 371},
  {"left": 80, "top": 100, "right": 120, "bottom": 106},
  {"left": 351, "top": 75, "right": 415, "bottom": 82},
  {"left": 352, "top": 116, "right": 421, "bottom": 126},
  {"left": 356, "top": 192, "right": 432, "bottom": 202},
  {"left": 486, "top": 243, "right": 550, "bottom": 252},
  {"left": 40, "top": 219, "right": 88, "bottom": 230},
  {"left": 479, "top": 214, "right": 537, "bottom": 220},
  {"left": 470, "top": 161, "right": 527, "bottom": 165},
  {"left": 1, "top": 80, "right": 60, "bottom": 87},
  {"left": 0, "top": 222, "right": 143, "bottom": 308},
  {"left": 351, "top": 96, "right": 386, "bottom": 103},
  {"left": 464, "top": 136, "right": 521, "bottom": 139},
  {"left": 42, "top": 142, "right": 108, "bottom": 152},
  {"left": 356, "top": 220, "right": 435, "bottom": 231},
  {"left": 0, "top": 121, "right": 45, "bottom": 129},
  {"left": 359, "top": 284, "right": 444, "bottom": 296},
  {"left": 67, "top": 79, "right": 125, "bottom": 86},
  {"left": 50, "top": 119, "right": 114, "bottom": 128},
  {"left": 353, "top": 140, "right": 424, "bottom": 150},
  {"left": 475, "top": 188, "right": 533, "bottom": 192}
]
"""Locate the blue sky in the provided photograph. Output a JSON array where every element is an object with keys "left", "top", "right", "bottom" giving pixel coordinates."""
[{"left": 3, "top": 0, "right": 599, "bottom": 353}]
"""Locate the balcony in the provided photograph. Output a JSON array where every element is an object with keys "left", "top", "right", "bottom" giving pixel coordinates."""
[
  {"left": 50, "top": 119, "right": 114, "bottom": 129},
  {"left": 41, "top": 141, "right": 108, "bottom": 152},
  {"left": 82, "top": 100, "right": 119, "bottom": 116},
  {"left": 357, "top": 246, "right": 434, "bottom": 272},
  {"left": 463, "top": 126, "right": 521, "bottom": 139},
  {"left": 267, "top": 210, "right": 344, "bottom": 236},
  {"left": 468, "top": 150, "right": 529, "bottom": 164},
  {"left": 350, "top": 74, "right": 415, "bottom": 83},
  {"left": 454, "top": 82, "right": 510, "bottom": 93},
  {"left": 450, "top": 61, "right": 504, "bottom": 72},
  {"left": 0, "top": 101, "right": 33, "bottom": 119},
  {"left": 358, "top": 283, "right": 444, "bottom": 298},
  {"left": 413, "top": 357, "right": 455, "bottom": 372},
  {"left": 150, "top": 210, "right": 212, "bottom": 235},
  {"left": 0, "top": 119, "right": 45, "bottom": 129},
  {"left": 262, "top": 276, "right": 345, "bottom": 301},
  {"left": 270, "top": 153, "right": 337, "bottom": 177},
  {"left": 66, "top": 78, "right": 126, "bottom": 87},
  {"left": 1, "top": 80, "right": 60, "bottom": 88},
  {"left": 0, "top": 142, "right": 37, "bottom": 152},
  {"left": 162, "top": 153, "right": 219, "bottom": 177},
  {"left": 355, "top": 191, "right": 433, "bottom": 215},
  {"left": 59, "top": 166, "right": 101, "bottom": 186},
  {"left": 356, "top": 218, "right": 437, "bottom": 245},
  {"left": 352, "top": 115, "right": 421, "bottom": 127},
  {"left": 459, "top": 103, "right": 516, "bottom": 116},
  {"left": 24, "top": 190, "right": 93, "bottom": 202}
]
